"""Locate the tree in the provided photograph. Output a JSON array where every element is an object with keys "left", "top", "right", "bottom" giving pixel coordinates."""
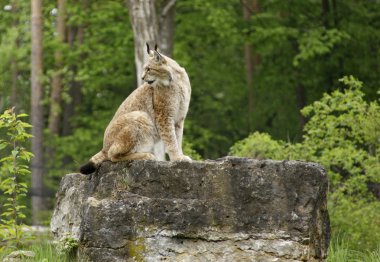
[
  {"left": 126, "top": 0, "right": 176, "bottom": 86},
  {"left": 50, "top": 0, "right": 134, "bottom": 173},
  {"left": 30, "top": 0, "right": 45, "bottom": 225},
  {"left": 0, "top": 0, "right": 30, "bottom": 114},
  {"left": 242, "top": 0, "right": 260, "bottom": 131},
  {"left": 10, "top": 1, "right": 20, "bottom": 112},
  {"left": 61, "top": 0, "right": 86, "bottom": 166},
  {"left": 1, "top": 0, "right": 380, "bottom": 227},
  {"left": 48, "top": 0, "right": 66, "bottom": 135},
  {"left": 126, "top": 0, "right": 158, "bottom": 86},
  {"left": 158, "top": 0, "right": 176, "bottom": 57}
]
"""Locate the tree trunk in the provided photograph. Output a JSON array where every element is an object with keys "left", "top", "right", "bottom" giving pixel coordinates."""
[
  {"left": 72, "top": 17, "right": 85, "bottom": 109},
  {"left": 62, "top": 25, "right": 76, "bottom": 138},
  {"left": 11, "top": 60, "right": 18, "bottom": 109},
  {"left": 293, "top": 42, "right": 307, "bottom": 129},
  {"left": 242, "top": 0, "right": 260, "bottom": 131},
  {"left": 30, "top": 0, "right": 45, "bottom": 225},
  {"left": 126, "top": 0, "right": 159, "bottom": 87},
  {"left": 126, "top": 0, "right": 177, "bottom": 86},
  {"left": 158, "top": 0, "right": 176, "bottom": 57},
  {"left": 321, "top": 0, "right": 330, "bottom": 28},
  {"left": 48, "top": 0, "right": 66, "bottom": 135},
  {"left": 296, "top": 83, "right": 306, "bottom": 128},
  {"left": 62, "top": 0, "right": 87, "bottom": 142},
  {"left": 331, "top": 0, "right": 338, "bottom": 27},
  {"left": 331, "top": 0, "right": 343, "bottom": 81},
  {"left": 10, "top": 1, "right": 19, "bottom": 111}
]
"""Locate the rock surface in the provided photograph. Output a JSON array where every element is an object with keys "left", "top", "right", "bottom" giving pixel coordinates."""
[{"left": 51, "top": 157, "right": 330, "bottom": 261}]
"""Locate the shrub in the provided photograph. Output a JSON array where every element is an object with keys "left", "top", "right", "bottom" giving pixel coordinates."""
[{"left": 0, "top": 108, "right": 33, "bottom": 249}]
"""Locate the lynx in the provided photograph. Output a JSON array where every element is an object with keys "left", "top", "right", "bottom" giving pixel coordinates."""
[{"left": 80, "top": 44, "right": 191, "bottom": 174}]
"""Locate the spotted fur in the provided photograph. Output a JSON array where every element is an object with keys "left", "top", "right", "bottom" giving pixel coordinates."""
[{"left": 79, "top": 47, "right": 191, "bottom": 174}]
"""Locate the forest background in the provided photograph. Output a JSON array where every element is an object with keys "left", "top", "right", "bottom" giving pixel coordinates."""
[{"left": 0, "top": 0, "right": 379, "bottom": 257}]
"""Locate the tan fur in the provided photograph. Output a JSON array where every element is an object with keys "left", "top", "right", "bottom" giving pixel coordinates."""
[{"left": 88, "top": 49, "right": 191, "bottom": 166}]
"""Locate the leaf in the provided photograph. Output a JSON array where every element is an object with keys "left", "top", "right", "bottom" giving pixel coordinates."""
[
  {"left": 0, "top": 142, "right": 7, "bottom": 150},
  {"left": 19, "top": 182, "right": 28, "bottom": 188},
  {"left": 11, "top": 149, "right": 19, "bottom": 158},
  {"left": 19, "top": 169, "right": 31, "bottom": 175}
]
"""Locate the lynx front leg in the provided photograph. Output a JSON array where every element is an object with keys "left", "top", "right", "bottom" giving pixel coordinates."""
[
  {"left": 175, "top": 119, "right": 184, "bottom": 155},
  {"left": 156, "top": 116, "right": 190, "bottom": 161}
]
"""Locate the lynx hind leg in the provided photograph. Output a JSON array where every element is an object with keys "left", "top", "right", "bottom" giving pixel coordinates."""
[{"left": 107, "top": 111, "right": 157, "bottom": 162}]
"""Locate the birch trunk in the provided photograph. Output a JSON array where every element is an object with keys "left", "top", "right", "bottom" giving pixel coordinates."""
[
  {"left": 10, "top": 2, "right": 19, "bottom": 111},
  {"left": 31, "top": 0, "right": 45, "bottom": 225},
  {"left": 48, "top": 0, "right": 66, "bottom": 135},
  {"left": 11, "top": 55, "right": 18, "bottom": 111}
]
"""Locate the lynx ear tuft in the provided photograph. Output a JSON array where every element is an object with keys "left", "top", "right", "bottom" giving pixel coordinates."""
[
  {"left": 146, "top": 42, "right": 150, "bottom": 55},
  {"left": 154, "top": 43, "right": 158, "bottom": 51}
]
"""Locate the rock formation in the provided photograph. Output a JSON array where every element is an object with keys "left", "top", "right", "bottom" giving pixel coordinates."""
[{"left": 51, "top": 157, "right": 330, "bottom": 261}]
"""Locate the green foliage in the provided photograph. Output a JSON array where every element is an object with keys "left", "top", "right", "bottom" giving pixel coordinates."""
[
  {"left": 183, "top": 139, "right": 202, "bottom": 161},
  {"left": 0, "top": 108, "right": 33, "bottom": 249},
  {"left": 56, "top": 232, "right": 79, "bottom": 257},
  {"left": 42, "top": 0, "right": 136, "bottom": 198},
  {"left": 1, "top": 0, "right": 380, "bottom": 160},
  {"left": 294, "top": 28, "right": 350, "bottom": 66},
  {"left": 231, "top": 77, "right": 380, "bottom": 251},
  {"left": 328, "top": 237, "right": 380, "bottom": 262},
  {"left": 0, "top": 232, "right": 74, "bottom": 262},
  {"left": 0, "top": 0, "right": 31, "bottom": 112},
  {"left": 230, "top": 132, "right": 285, "bottom": 160},
  {"left": 175, "top": 0, "right": 248, "bottom": 158},
  {"left": 0, "top": 1, "right": 379, "bottom": 256},
  {"left": 327, "top": 237, "right": 352, "bottom": 262}
]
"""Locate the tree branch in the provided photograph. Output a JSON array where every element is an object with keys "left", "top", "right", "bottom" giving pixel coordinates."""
[
  {"left": 239, "top": 0, "right": 254, "bottom": 14},
  {"left": 161, "top": 0, "right": 176, "bottom": 17}
]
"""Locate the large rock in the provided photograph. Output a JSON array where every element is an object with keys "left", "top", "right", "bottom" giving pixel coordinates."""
[{"left": 51, "top": 157, "right": 330, "bottom": 261}]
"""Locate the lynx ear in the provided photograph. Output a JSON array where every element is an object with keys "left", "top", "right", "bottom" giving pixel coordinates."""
[
  {"left": 146, "top": 42, "right": 150, "bottom": 55},
  {"left": 153, "top": 50, "right": 162, "bottom": 63}
]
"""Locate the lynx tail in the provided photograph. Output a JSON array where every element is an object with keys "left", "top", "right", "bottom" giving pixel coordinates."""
[{"left": 79, "top": 151, "right": 106, "bottom": 175}]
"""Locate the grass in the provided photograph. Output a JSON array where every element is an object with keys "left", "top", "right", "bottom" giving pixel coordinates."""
[
  {"left": 0, "top": 231, "right": 72, "bottom": 262},
  {"left": 328, "top": 237, "right": 380, "bottom": 262},
  {"left": 27, "top": 242, "right": 73, "bottom": 261},
  {"left": 1, "top": 243, "right": 72, "bottom": 261}
]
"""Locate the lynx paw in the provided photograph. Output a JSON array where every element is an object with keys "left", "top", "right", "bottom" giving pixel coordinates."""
[{"left": 172, "top": 155, "right": 192, "bottom": 162}]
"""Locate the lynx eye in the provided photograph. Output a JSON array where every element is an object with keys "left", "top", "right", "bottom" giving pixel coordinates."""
[{"left": 146, "top": 68, "right": 150, "bottom": 72}]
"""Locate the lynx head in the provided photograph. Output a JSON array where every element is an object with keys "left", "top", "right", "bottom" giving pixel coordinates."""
[{"left": 142, "top": 43, "right": 173, "bottom": 87}]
